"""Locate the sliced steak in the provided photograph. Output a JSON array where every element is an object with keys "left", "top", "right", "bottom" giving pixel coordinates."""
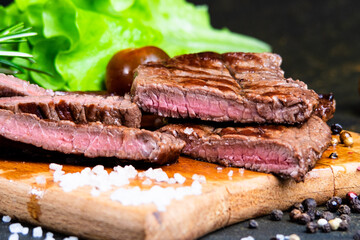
[
  {"left": 131, "top": 52, "right": 319, "bottom": 124},
  {"left": 0, "top": 74, "right": 54, "bottom": 97},
  {"left": 159, "top": 115, "right": 331, "bottom": 181},
  {"left": 314, "top": 93, "right": 336, "bottom": 122},
  {"left": 0, "top": 109, "right": 185, "bottom": 164},
  {"left": 0, "top": 94, "right": 141, "bottom": 128}
]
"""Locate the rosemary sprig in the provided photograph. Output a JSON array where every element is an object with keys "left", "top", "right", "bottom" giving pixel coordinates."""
[{"left": 0, "top": 22, "right": 50, "bottom": 75}]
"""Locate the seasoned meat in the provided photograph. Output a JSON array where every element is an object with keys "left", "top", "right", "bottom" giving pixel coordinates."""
[
  {"left": 159, "top": 115, "right": 331, "bottom": 181},
  {"left": 132, "top": 52, "right": 319, "bottom": 124}
]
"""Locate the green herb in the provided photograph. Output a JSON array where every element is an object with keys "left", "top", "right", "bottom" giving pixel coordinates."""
[
  {"left": 0, "top": 22, "right": 50, "bottom": 76},
  {"left": 2, "top": 0, "right": 271, "bottom": 91}
]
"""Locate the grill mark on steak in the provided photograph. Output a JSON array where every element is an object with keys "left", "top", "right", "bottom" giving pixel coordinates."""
[
  {"left": 0, "top": 109, "right": 185, "bottom": 164},
  {"left": 0, "top": 94, "right": 142, "bottom": 128},
  {"left": 159, "top": 115, "right": 331, "bottom": 182},
  {"left": 132, "top": 52, "right": 320, "bottom": 124}
]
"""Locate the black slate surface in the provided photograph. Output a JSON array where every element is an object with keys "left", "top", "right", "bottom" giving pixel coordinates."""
[{"left": 1, "top": 0, "right": 360, "bottom": 239}]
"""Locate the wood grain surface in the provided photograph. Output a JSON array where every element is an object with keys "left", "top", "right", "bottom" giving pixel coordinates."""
[{"left": 0, "top": 132, "right": 359, "bottom": 240}]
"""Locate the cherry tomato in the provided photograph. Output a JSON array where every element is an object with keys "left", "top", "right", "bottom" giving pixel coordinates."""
[{"left": 106, "top": 46, "right": 170, "bottom": 95}]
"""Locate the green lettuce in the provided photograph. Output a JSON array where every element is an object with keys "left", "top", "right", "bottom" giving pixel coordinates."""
[{"left": 1, "top": 0, "right": 271, "bottom": 91}]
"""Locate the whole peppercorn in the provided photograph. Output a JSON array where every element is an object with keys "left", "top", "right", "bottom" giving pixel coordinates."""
[
  {"left": 306, "top": 208, "right": 316, "bottom": 221},
  {"left": 315, "top": 209, "right": 323, "bottom": 219},
  {"left": 298, "top": 213, "right": 311, "bottom": 225},
  {"left": 289, "top": 234, "right": 300, "bottom": 240},
  {"left": 302, "top": 198, "right": 317, "bottom": 211},
  {"left": 340, "top": 214, "right": 351, "bottom": 223},
  {"left": 328, "top": 218, "right": 342, "bottom": 231},
  {"left": 353, "top": 230, "right": 360, "bottom": 240},
  {"left": 340, "top": 131, "right": 354, "bottom": 147},
  {"left": 331, "top": 123, "right": 343, "bottom": 135},
  {"left": 346, "top": 191, "right": 358, "bottom": 204},
  {"left": 338, "top": 220, "right": 349, "bottom": 231},
  {"left": 317, "top": 218, "right": 328, "bottom": 227},
  {"left": 270, "top": 209, "right": 283, "bottom": 221},
  {"left": 306, "top": 221, "right": 318, "bottom": 233},
  {"left": 322, "top": 211, "right": 335, "bottom": 221},
  {"left": 338, "top": 205, "right": 351, "bottom": 215},
  {"left": 290, "top": 202, "right": 304, "bottom": 212},
  {"left": 248, "top": 219, "right": 258, "bottom": 229},
  {"left": 290, "top": 209, "right": 302, "bottom": 222},
  {"left": 320, "top": 222, "right": 331, "bottom": 233},
  {"left": 328, "top": 152, "right": 338, "bottom": 159},
  {"left": 326, "top": 196, "right": 342, "bottom": 212}
]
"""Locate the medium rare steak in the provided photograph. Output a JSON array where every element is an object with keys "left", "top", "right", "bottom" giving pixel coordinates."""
[
  {"left": 159, "top": 115, "right": 331, "bottom": 181},
  {"left": 0, "top": 74, "right": 54, "bottom": 97},
  {"left": 131, "top": 52, "right": 319, "bottom": 124},
  {"left": 0, "top": 109, "right": 184, "bottom": 164},
  {"left": 0, "top": 94, "right": 141, "bottom": 128}
]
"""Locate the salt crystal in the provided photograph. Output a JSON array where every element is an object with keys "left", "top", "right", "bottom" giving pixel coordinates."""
[
  {"left": 183, "top": 127, "right": 194, "bottom": 135},
  {"left": 240, "top": 236, "right": 255, "bottom": 240},
  {"left": 8, "top": 233, "right": 19, "bottom": 240},
  {"left": 45, "top": 232, "right": 55, "bottom": 240},
  {"left": 142, "top": 179, "right": 152, "bottom": 185},
  {"left": 49, "top": 163, "right": 62, "bottom": 171},
  {"left": 2, "top": 215, "right": 11, "bottom": 223},
  {"left": 228, "top": 170, "right": 233, "bottom": 177},
  {"left": 239, "top": 168, "right": 245, "bottom": 176},
  {"left": 33, "top": 226, "right": 43, "bottom": 238},
  {"left": 30, "top": 188, "right": 44, "bottom": 198},
  {"left": 276, "top": 234, "right": 285, "bottom": 240},
  {"left": 9, "top": 223, "right": 23, "bottom": 233},
  {"left": 174, "top": 173, "right": 186, "bottom": 184},
  {"left": 92, "top": 165, "right": 106, "bottom": 175},
  {"left": 216, "top": 167, "right": 223, "bottom": 172},
  {"left": 167, "top": 178, "right": 176, "bottom": 184},
  {"left": 192, "top": 174, "right": 206, "bottom": 183},
  {"left": 21, "top": 227, "right": 29, "bottom": 235},
  {"left": 63, "top": 237, "right": 79, "bottom": 240},
  {"left": 36, "top": 176, "right": 46, "bottom": 185}
]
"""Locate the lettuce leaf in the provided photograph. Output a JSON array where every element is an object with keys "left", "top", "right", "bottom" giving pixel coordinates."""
[{"left": 2, "top": 0, "right": 271, "bottom": 91}]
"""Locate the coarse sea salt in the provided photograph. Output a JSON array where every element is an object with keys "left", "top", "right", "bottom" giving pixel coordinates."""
[
  {"left": 33, "top": 226, "right": 43, "bottom": 238},
  {"left": 228, "top": 170, "right": 233, "bottom": 177},
  {"left": 110, "top": 180, "right": 202, "bottom": 211},
  {"left": 35, "top": 175, "right": 46, "bottom": 185},
  {"left": 8, "top": 233, "right": 19, "bottom": 240},
  {"left": 63, "top": 236, "right": 79, "bottom": 240},
  {"left": 52, "top": 164, "right": 205, "bottom": 211},
  {"left": 2, "top": 215, "right": 11, "bottom": 223},
  {"left": 49, "top": 163, "right": 63, "bottom": 171},
  {"left": 9, "top": 223, "right": 23, "bottom": 233}
]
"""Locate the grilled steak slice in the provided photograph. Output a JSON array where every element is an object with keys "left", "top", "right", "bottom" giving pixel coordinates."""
[
  {"left": 132, "top": 52, "right": 319, "bottom": 124},
  {"left": 159, "top": 115, "right": 331, "bottom": 181},
  {"left": 0, "top": 94, "right": 141, "bottom": 128},
  {"left": 0, "top": 109, "right": 184, "bottom": 164},
  {"left": 0, "top": 74, "right": 54, "bottom": 97},
  {"left": 314, "top": 93, "right": 336, "bottom": 122}
]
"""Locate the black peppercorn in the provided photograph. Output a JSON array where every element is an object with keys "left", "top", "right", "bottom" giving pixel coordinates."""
[
  {"left": 290, "top": 209, "right": 302, "bottom": 222},
  {"left": 322, "top": 211, "right": 335, "bottom": 221},
  {"left": 248, "top": 219, "right": 258, "bottom": 229},
  {"left": 331, "top": 123, "right": 343, "bottom": 135},
  {"left": 354, "top": 230, "right": 360, "bottom": 240},
  {"left": 315, "top": 209, "right": 323, "bottom": 219},
  {"left": 338, "top": 205, "right": 351, "bottom": 215},
  {"left": 340, "top": 214, "right": 351, "bottom": 223},
  {"left": 329, "top": 152, "right": 338, "bottom": 159},
  {"left": 290, "top": 202, "right": 304, "bottom": 212},
  {"left": 307, "top": 208, "right": 316, "bottom": 221},
  {"left": 298, "top": 213, "right": 311, "bottom": 225},
  {"left": 306, "top": 221, "right": 318, "bottom": 233},
  {"left": 338, "top": 220, "right": 349, "bottom": 231},
  {"left": 321, "top": 222, "right": 331, "bottom": 233},
  {"left": 270, "top": 209, "right": 283, "bottom": 221},
  {"left": 302, "top": 198, "right": 317, "bottom": 211},
  {"left": 326, "top": 196, "right": 342, "bottom": 212}
]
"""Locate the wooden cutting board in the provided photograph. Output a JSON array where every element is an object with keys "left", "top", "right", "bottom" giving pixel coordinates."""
[{"left": 0, "top": 132, "right": 360, "bottom": 240}]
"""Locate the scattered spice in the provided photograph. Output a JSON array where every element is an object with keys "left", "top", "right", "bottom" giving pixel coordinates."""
[
  {"left": 326, "top": 197, "right": 342, "bottom": 212},
  {"left": 270, "top": 209, "right": 283, "bottom": 221},
  {"left": 288, "top": 234, "right": 300, "bottom": 240},
  {"left": 248, "top": 219, "right": 258, "bottom": 229},
  {"left": 337, "top": 205, "right": 351, "bottom": 215},
  {"left": 340, "top": 214, "right": 351, "bottom": 223},
  {"left": 322, "top": 211, "right": 335, "bottom": 221},
  {"left": 302, "top": 198, "right": 317, "bottom": 211},
  {"left": 338, "top": 220, "right": 349, "bottom": 231},
  {"left": 328, "top": 218, "right": 342, "bottom": 230},
  {"left": 317, "top": 218, "right": 328, "bottom": 227},
  {"left": 328, "top": 152, "right": 338, "bottom": 159},
  {"left": 306, "top": 221, "right": 318, "bottom": 233},
  {"left": 298, "top": 213, "right": 311, "bottom": 225},
  {"left": 331, "top": 123, "right": 343, "bottom": 135},
  {"left": 290, "top": 203, "right": 304, "bottom": 212},
  {"left": 290, "top": 209, "right": 302, "bottom": 222},
  {"left": 306, "top": 208, "right": 316, "bottom": 220},
  {"left": 320, "top": 222, "right": 331, "bottom": 233},
  {"left": 353, "top": 230, "right": 360, "bottom": 240},
  {"left": 340, "top": 131, "right": 353, "bottom": 147},
  {"left": 315, "top": 209, "right": 323, "bottom": 219}
]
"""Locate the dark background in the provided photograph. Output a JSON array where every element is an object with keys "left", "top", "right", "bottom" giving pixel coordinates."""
[{"left": 1, "top": 0, "right": 360, "bottom": 239}]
